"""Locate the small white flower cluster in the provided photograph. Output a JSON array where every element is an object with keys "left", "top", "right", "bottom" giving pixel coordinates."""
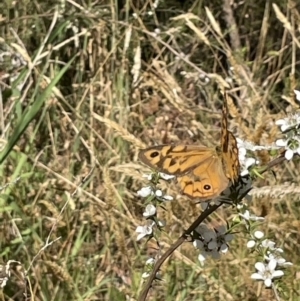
[
  {"left": 137, "top": 172, "right": 174, "bottom": 201},
  {"left": 137, "top": 172, "right": 175, "bottom": 279},
  {"left": 136, "top": 173, "right": 174, "bottom": 241},
  {"left": 235, "top": 89, "right": 300, "bottom": 168},
  {"left": 237, "top": 204, "right": 292, "bottom": 288},
  {"left": 248, "top": 233, "right": 292, "bottom": 287},
  {"left": 236, "top": 138, "right": 281, "bottom": 177},
  {"left": 141, "top": 258, "right": 162, "bottom": 279},
  {"left": 193, "top": 224, "right": 234, "bottom": 264},
  {"left": 239, "top": 208, "right": 265, "bottom": 224},
  {"left": 275, "top": 90, "right": 300, "bottom": 160},
  {"left": 237, "top": 139, "right": 258, "bottom": 176}
]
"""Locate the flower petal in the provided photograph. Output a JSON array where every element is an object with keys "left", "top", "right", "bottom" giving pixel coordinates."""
[
  {"left": 254, "top": 231, "right": 264, "bottom": 239},
  {"left": 272, "top": 270, "right": 284, "bottom": 278},
  {"left": 251, "top": 272, "right": 264, "bottom": 280},
  {"left": 268, "top": 259, "right": 277, "bottom": 271},
  {"left": 247, "top": 240, "right": 256, "bottom": 248},
  {"left": 264, "top": 278, "right": 272, "bottom": 287},
  {"left": 276, "top": 139, "right": 287, "bottom": 147},
  {"left": 285, "top": 149, "right": 294, "bottom": 160},
  {"left": 254, "top": 262, "right": 266, "bottom": 272}
]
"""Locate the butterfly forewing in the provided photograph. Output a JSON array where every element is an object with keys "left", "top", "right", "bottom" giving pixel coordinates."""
[{"left": 139, "top": 145, "right": 217, "bottom": 176}]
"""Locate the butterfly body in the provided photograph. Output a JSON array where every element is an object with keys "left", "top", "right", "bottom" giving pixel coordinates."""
[{"left": 139, "top": 93, "right": 240, "bottom": 200}]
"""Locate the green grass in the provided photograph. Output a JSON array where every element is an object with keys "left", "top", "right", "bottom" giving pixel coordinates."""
[{"left": 0, "top": 0, "right": 299, "bottom": 300}]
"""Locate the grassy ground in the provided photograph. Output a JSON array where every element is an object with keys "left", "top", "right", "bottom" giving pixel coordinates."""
[{"left": 0, "top": 0, "right": 299, "bottom": 300}]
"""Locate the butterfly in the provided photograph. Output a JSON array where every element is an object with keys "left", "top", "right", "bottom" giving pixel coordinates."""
[{"left": 138, "top": 92, "right": 240, "bottom": 200}]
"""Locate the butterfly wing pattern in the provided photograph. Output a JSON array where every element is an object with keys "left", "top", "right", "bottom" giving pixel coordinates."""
[{"left": 138, "top": 92, "right": 240, "bottom": 200}]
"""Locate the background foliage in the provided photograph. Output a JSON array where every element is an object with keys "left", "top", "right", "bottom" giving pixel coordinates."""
[{"left": 0, "top": 0, "right": 299, "bottom": 300}]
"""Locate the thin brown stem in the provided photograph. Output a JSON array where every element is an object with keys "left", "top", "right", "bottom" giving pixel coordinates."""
[
  {"left": 222, "top": 0, "right": 241, "bottom": 50},
  {"left": 137, "top": 203, "right": 222, "bottom": 301}
]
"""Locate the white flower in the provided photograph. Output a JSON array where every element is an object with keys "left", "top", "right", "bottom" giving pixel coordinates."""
[
  {"left": 141, "top": 172, "right": 175, "bottom": 182},
  {"left": 138, "top": 185, "right": 173, "bottom": 201},
  {"left": 194, "top": 225, "right": 232, "bottom": 256},
  {"left": 193, "top": 228, "right": 224, "bottom": 264},
  {"left": 203, "top": 229, "right": 217, "bottom": 244},
  {"left": 286, "top": 146, "right": 297, "bottom": 160},
  {"left": 251, "top": 259, "right": 284, "bottom": 287},
  {"left": 194, "top": 225, "right": 217, "bottom": 245},
  {"left": 236, "top": 203, "right": 245, "bottom": 210},
  {"left": 238, "top": 145, "right": 247, "bottom": 161},
  {"left": 276, "top": 120, "right": 290, "bottom": 132},
  {"left": 294, "top": 89, "right": 300, "bottom": 102},
  {"left": 261, "top": 239, "right": 276, "bottom": 249},
  {"left": 137, "top": 186, "right": 153, "bottom": 197},
  {"left": 155, "top": 189, "right": 173, "bottom": 201},
  {"left": 195, "top": 224, "right": 210, "bottom": 236},
  {"left": 161, "top": 194, "right": 173, "bottom": 201},
  {"left": 207, "top": 239, "right": 218, "bottom": 250},
  {"left": 200, "top": 202, "right": 209, "bottom": 210},
  {"left": 240, "top": 157, "right": 256, "bottom": 176},
  {"left": 246, "top": 231, "right": 264, "bottom": 248},
  {"left": 136, "top": 221, "right": 155, "bottom": 241},
  {"left": 198, "top": 249, "right": 220, "bottom": 263},
  {"left": 193, "top": 239, "right": 204, "bottom": 249},
  {"left": 236, "top": 139, "right": 260, "bottom": 176},
  {"left": 261, "top": 239, "right": 284, "bottom": 253},
  {"left": 214, "top": 225, "right": 234, "bottom": 253},
  {"left": 155, "top": 271, "right": 162, "bottom": 280},
  {"left": 143, "top": 204, "right": 156, "bottom": 217},
  {"left": 247, "top": 240, "right": 256, "bottom": 248},
  {"left": 239, "top": 210, "right": 265, "bottom": 221},
  {"left": 198, "top": 252, "right": 208, "bottom": 263},
  {"left": 275, "top": 113, "right": 300, "bottom": 132},
  {"left": 276, "top": 137, "right": 300, "bottom": 160},
  {"left": 236, "top": 138, "right": 275, "bottom": 151},
  {"left": 219, "top": 243, "right": 229, "bottom": 253},
  {"left": 254, "top": 231, "right": 264, "bottom": 239},
  {"left": 195, "top": 240, "right": 220, "bottom": 264},
  {"left": 157, "top": 219, "right": 165, "bottom": 227},
  {"left": 142, "top": 272, "right": 150, "bottom": 278},
  {"left": 264, "top": 251, "right": 293, "bottom": 267},
  {"left": 142, "top": 271, "right": 161, "bottom": 279},
  {"left": 145, "top": 258, "right": 155, "bottom": 265},
  {"left": 155, "top": 190, "right": 163, "bottom": 197},
  {"left": 159, "top": 173, "right": 175, "bottom": 180},
  {"left": 142, "top": 173, "right": 153, "bottom": 181}
]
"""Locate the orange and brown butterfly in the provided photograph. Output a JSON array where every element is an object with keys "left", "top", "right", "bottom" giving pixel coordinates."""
[{"left": 138, "top": 92, "right": 240, "bottom": 200}]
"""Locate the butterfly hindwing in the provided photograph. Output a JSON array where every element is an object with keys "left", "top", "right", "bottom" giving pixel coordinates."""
[{"left": 177, "top": 156, "right": 229, "bottom": 199}]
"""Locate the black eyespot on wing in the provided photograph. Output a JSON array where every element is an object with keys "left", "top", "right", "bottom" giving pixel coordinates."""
[
  {"left": 150, "top": 151, "right": 159, "bottom": 158},
  {"left": 204, "top": 184, "right": 211, "bottom": 191}
]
